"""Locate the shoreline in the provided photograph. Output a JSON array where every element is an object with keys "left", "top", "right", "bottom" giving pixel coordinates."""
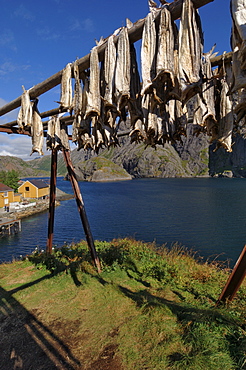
[{"left": 1, "top": 188, "right": 74, "bottom": 221}]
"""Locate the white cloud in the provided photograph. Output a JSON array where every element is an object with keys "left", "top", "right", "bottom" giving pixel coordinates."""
[
  {"left": 69, "top": 18, "right": 95, "bottom": 34},
  {"left": 37, "top": 26, "right": 61, "bottom": 41},
  {"left": 0, "top": 98, "right": 18, "bottom": 124},
  {"left": 14, "top": 5, "right": 35, "bottom": 22},
  {"left": 0, "top": 29, "right": 17, "bottom": 51},
  {"left": 0, "top": 60, "right": 31, "bottom": 78},
  {"left": 82, "top": 18, "right": 95, "bottom": 33},
  {"left": 0, "top": 133, "right": 50, "bottom": 160}
]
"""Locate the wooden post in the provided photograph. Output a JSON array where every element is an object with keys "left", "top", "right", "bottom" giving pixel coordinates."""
[
  {"left": 217, "top": 245, "right": 246, "bottom": 304},
  {"left": 62, "top": 149, "right": 101, "bottom": 273},
  {"left": 46, "top": 148, "right": 58, "bottom": 254}
]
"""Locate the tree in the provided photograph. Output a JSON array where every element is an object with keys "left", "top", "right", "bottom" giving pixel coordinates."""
[{"left": 0, "top": 170, "right": 20, "bottom": 192}]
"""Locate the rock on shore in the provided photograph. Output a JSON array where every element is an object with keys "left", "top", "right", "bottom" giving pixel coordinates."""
[{"left": 65, "top": 157, "right": 132, "bottom": 182}]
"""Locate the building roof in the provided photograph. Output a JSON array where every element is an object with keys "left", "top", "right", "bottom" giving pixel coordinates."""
[
  {"left": 0, "top": 183, "right": 13, "bottom": 192},
  {"left": 26, "top": 179, "right": 49, "bottom": 189}
]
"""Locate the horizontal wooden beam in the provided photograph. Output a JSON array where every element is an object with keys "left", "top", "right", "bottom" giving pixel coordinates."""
[
  {"left": 0, "top": 126, "right": 31, "bottom": 135},
  {"left": 0, "top": 0, "right": 214, "bottom": 118},
  {"left": 211, "top": 51, "right": 233, "bottom": 67}
]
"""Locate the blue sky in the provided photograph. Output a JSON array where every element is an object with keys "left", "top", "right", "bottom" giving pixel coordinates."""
[{"left": 0, "top": 0, "right": 231, "bottom": 159}]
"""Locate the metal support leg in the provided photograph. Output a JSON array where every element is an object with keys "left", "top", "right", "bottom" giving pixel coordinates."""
[
  {"left": 62, "top": 149, "right": 101, "bottom": 273},
  {"left": 217, "top": 245, "right": 246, "bottom": 304},
  {"left": 46, "top": 148, "right": 58, "bottom": 254}
]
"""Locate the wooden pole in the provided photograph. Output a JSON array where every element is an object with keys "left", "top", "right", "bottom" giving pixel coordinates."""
[
  {"left": 46, "top": 148, "right": 58, "bottom": 253},
  {"left": 216, "top": 245, "right": 246, "bottom": 304},
  {"left": 0, "top": 0, "right": 214, "bottom": 118},
  {"left": 62, "top": 149, "right": 101, "bottom": 273}
]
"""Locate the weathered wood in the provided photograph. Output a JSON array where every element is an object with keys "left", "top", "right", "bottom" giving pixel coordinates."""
[
  {"left": 0, "top": 126, "right": 31, "bottom": 135},
  {"left": 211, "top": 51, "right": 233, "bottom": 67},
  {"left": 0, "top": 0, "right": 214, "bottom": 118},
  {"left": 46, "top": 148, "right": 58, "bottom": 254},
  {"left": 62, "top": 149, "right": 102, "bottom": 273},
  {"left": 216, "top": 245, "right": 246, "bottom": 304}
]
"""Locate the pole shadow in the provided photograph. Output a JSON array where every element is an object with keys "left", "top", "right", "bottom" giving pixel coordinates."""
[{"left": 0, "top": 275, "right": 81, "bottom": 369}]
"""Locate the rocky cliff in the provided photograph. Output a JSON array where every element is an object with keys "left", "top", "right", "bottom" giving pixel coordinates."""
[
  {"left": 3, "top": 123, "right": 246, "bottom": 181},
  {"left": 209, "top": 134, "right": 246, "bottom": 177},
  {"left": 68, "top": 121, "right": 210, "bottom": 180}
]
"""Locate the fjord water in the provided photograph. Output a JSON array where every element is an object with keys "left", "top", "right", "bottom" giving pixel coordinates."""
[{"left": 1, "top": 177, "right": 246, "bottom": 265}]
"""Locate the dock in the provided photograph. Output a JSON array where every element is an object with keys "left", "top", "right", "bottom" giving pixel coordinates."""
[{"left": 0, "top": 218, "right": 21, "bottom": 237}]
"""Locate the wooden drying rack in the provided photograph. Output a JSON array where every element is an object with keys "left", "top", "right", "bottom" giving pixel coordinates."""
[{"left": 0, "top": 0, "right": 244, "bottom": 303}]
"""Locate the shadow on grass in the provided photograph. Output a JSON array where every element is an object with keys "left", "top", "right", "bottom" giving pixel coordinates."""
[
  {"left": 117, "top": 285, "right": 246, "bottom": 368},
  {"left": 0, "top": 274, "right": 81, "bottom": 369}
]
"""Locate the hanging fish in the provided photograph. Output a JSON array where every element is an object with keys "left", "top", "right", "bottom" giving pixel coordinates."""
[
  {"left": 86, "top": 46, "right": 101, "bottom": 118},
  {"left": 128, "top": 43, "right": 143, "bottom": 126},
  {"left": 91, "top": 116, "right": 104, "bottom": 152},
  {"left": 30, "top": 99, "right": 44, "bottom": 156},
  {"left": 154, "top": 6, "right": 176, "bottom": 102},
  {"left": 193, "top": 47, "right": 218, "bottom": 140},
  {"left": 103, "top": 34, "right": 117, "bottom": 107},
  {"left": 141, "top": 12, "right": 156, "bottom": 95},
  {"left": 102, "top": 109, "right": 119, "bottom": 148},
  {"left": 115, "top": 27, "right": 131, "bottom": 112},
  {"left": 178, "top": 0, "right": 203, "bottom": 103},
  {"left": 46, "top": 116, "right": 55, "bottom": 150},
  {"left": 46, "top": 115, "right": 69, "bottom": 151},
  {"left": 17, "top": 86, "right": 33, "bottom": 131},
  {"left": 72, "top": 61, "right": 85, "bottom": 144},
  {"left": 76, "top": 117, "right": 93, "bottom": 150},
  {"left": 59, "top": 63, "right": 73, "bottom": 111},
  {"left": 129, "top": 119, "right": 147, "bottom": 143},
  {"left": 214, "top": 78, "right": 234, "bottom": 152},
  {"left": 72, "top": 60, "right": 83, "bottom": 119},
  {"left": 231, "top": 0, "right": 246, "bottom": 70}
]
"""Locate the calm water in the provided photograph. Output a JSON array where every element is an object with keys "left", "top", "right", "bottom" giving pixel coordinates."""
[{"left": 1, "top": 177, "right": 246, "bottom": 265}]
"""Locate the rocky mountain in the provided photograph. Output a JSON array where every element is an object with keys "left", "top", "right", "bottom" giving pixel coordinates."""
[{"left": 2, "top": 122, "right": 246, "bottom": 180}]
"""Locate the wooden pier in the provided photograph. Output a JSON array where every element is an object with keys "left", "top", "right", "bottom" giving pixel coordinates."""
[{"left": 0, "top": 218, "right": 21, "bottom": 237}]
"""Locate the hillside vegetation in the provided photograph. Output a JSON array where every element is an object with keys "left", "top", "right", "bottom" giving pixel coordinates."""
[
  {"left": 0, "top": 238, "right": 245, "bottom": 369},
  {"left": 0, "top": 155, "right": 50, "bottom": 178}
]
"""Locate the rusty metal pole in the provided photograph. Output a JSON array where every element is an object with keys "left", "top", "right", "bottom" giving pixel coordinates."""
[
  {"left": 46, "top": 148, "right": 58, "bottom": 254},
  {"left": 62, "top": 149, "right": 101, "bottom": 273},
  {"left": 216, "top": 245, "right": 246, "bottom": 304}
]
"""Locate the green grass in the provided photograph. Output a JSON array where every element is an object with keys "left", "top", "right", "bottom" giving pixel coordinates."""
[{"left": 0, "top": 238, "right": 245, "bottom": 369}]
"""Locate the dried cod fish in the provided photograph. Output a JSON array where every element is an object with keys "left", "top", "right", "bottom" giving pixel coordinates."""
[
  {"left": 59, "top": 63, "right": 73, "bottom": 111},
  {"left": 46, "top": 115, "right": 69, "bottom": 151},
  {"left": 141, "top": 11, "right": 157, "bottom": 95},
  {"left": 115, "top": 27, "right": 131, "bottom": 112},
  {"left": 178, "top": 0, "right": 203, "bottom": 103},
  {"left": 128, "top": 43, "right": 143, "bottom": 127},
  {"left": 154, "top": 6, "right": 176, "bottom": 102},
  {"left": 30, "top": 100, "right": 44, "bottom": 156},
  {"left": 86, "top": 46, "right": 101, "bottom": 118},
  {"left": 231, "top": 0, "right": 246, "bottom": 71},
  {"left": 76, "top": 118, "right": 93, "bottom": 151},
  {"left": 129, "top": 119, "right": 147, "bottom": 143},
  {"left": 141, "top": 93, "right": 161, "bottom": 146},
  {"left": 72, "top": 61, "right": 85, "bottom": 144},
  {"left": 91, "top": 116, "right": 104, "bottom": 152},
  {"left": 214, "top": 78, "right": 234, "bottom": 152},
  {"left": 17, "top": 86, "right": 33, "bottom": 131},
  {"left": 193, "top": 47, "right": 217, "bottom": 140},
  {"left": 72, "top": 60, "right": 83, "bottom": 119},
  {"left": 103, "top": 34, "right": 117, "bottom": 107}
]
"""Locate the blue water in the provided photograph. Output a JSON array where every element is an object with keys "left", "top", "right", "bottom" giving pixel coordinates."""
[{"left": 0, "top": 177, "right": 246, "bottom": 265}]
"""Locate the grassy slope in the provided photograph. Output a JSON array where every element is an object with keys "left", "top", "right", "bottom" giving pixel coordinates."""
[
  {"left": 0, "top": 155, "right": 50, "bottom": 178},
  {"left": 0, "top": 239, "right": 245, "bottom": 370}
]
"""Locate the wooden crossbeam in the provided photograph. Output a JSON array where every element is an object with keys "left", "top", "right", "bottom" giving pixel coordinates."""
[{"left": 0, "top": 0, "right": 214, "bottom": 118}]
